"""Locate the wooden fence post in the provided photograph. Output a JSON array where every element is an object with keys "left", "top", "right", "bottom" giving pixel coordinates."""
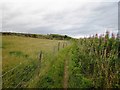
[
  {"left": 58, "top": 42, "right": 60, "bottom": 51},
  {"left": 63, "top": 43, "right": 65, "bottom": 48},
  {"left": 37, "top": 50, "right": 42, "bottom": 76},
  {"left": 53, "top": 46, "right": 56, "bottom": 54},
  {"left": 38, "top": 50, "right": 42, "bottom": 68}
]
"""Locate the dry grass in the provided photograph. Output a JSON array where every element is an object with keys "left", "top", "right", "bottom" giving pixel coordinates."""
[
  {"left": 2, "top": 36, "right": 66, "bottom": 71},
  {"left": 2, "top": 35, "right": 70, "bottom": 88}
]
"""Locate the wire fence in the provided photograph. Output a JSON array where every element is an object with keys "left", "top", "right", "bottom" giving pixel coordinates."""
[
  {"left": 2, "top": 41, "right": 69, "bottom": 88},
  {"left": 1, "top": 63, "right": 22, "bottom": 78},
  {"left": 2, "top": 58, "right": 38, "bottom": 86}
]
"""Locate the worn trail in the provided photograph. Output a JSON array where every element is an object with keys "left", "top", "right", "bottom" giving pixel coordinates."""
[{"left": 63, "top": 54, "right": 69, "bottom": 89}]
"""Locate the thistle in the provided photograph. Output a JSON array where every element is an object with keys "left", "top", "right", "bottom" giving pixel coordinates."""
[{"left": 111, "top": 33, "right": 115, "bottom": 39}]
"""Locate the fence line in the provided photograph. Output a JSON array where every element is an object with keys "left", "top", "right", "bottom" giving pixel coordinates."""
[
  {"left": 3, "top": 62, "right": 38, "bottom": 88},
  {"left": 53, "top": 42, "right": 68, "bottom": 54},
  {"left": 0, "top": 63, "right": 22, "bottom": 77},
  {"left": 58, "top": 42, "right": 60, "bottom": 51},
  {"left": 15, "top": 50, "right": 43, "bottom": 88},
  {"left": 2, "top": 51, "right": 43, "bottom": 88},
  {"left": 15, "top": 65, "right": 38, "bottom": 88},
  {"left": 15, "top": 78, "right": 24, "bottom": 88},
  {"left": 39, "top": 51, "right": 42, "bottom": 62},
  {"left": 2, "top": 42, "right": 68, "bottom": 78},
  {"left": 2, "top": 55, "right": 37, "bottom": 78},
  {"left": 37, "top": 50, "right": 43, "bottom": 76},
  {"left": 3, "top": 41, "right": 69, "bottom": 88}
]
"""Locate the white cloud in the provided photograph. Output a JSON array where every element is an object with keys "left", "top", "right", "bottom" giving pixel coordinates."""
[{"left": 1, "top": 0, "right": 118, "bottom": 38}]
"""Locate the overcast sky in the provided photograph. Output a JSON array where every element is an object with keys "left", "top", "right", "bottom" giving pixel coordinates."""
[{"left": 1, "top": 0, "right": 119, "bottom": 38}]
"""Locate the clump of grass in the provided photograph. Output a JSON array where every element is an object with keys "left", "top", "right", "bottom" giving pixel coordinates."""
[{"left": 9, "top": 51, "right": 29, "bottom": 58}]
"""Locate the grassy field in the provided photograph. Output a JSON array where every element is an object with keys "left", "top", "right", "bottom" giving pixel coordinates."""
[
  {"left": 1, "top": 32, "right": 120, "bottom": 88},
  {"left": 2, "top": 35, "right": 71, "bottom": 88}
]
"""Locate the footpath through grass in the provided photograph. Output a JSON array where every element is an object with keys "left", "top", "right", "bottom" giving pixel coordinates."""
[{"left": 2, "top": 33, "right": 119, "bottom": 88}]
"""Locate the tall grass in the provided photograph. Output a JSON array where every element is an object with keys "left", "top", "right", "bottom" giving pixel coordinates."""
[
  {"left": 2, "top": 32, "right": 120, "bottom": 88},
  {"left": 68, "top": 31, "right": 120, "bottom": 88}
]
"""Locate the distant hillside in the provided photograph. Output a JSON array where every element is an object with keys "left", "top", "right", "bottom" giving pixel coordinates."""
[{"left": 1, "top": 32, "right": 72, "bottom": 40}]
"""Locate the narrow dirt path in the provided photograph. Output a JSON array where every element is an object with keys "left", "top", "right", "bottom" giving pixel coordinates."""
[{"left": 63, "top": 56, "right": 69, "bottom": 89}]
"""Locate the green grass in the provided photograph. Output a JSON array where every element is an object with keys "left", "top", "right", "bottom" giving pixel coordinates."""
[
  {"left": 68, "top": 34, "right": 120, "bottom": 88},
  {"left": 2, "top": 32, "right": 120, "bottom": 88},
  {"left": 2, "top": 35, "right": 71, "bottom": 88}
]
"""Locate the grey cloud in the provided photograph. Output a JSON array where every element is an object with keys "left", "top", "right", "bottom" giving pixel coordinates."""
[
  {"left": 2, "top": 1, "right": 118, "bottom": 38},
  {"left": 28, "top": 26, "right": 56, "bottom": 34}
]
